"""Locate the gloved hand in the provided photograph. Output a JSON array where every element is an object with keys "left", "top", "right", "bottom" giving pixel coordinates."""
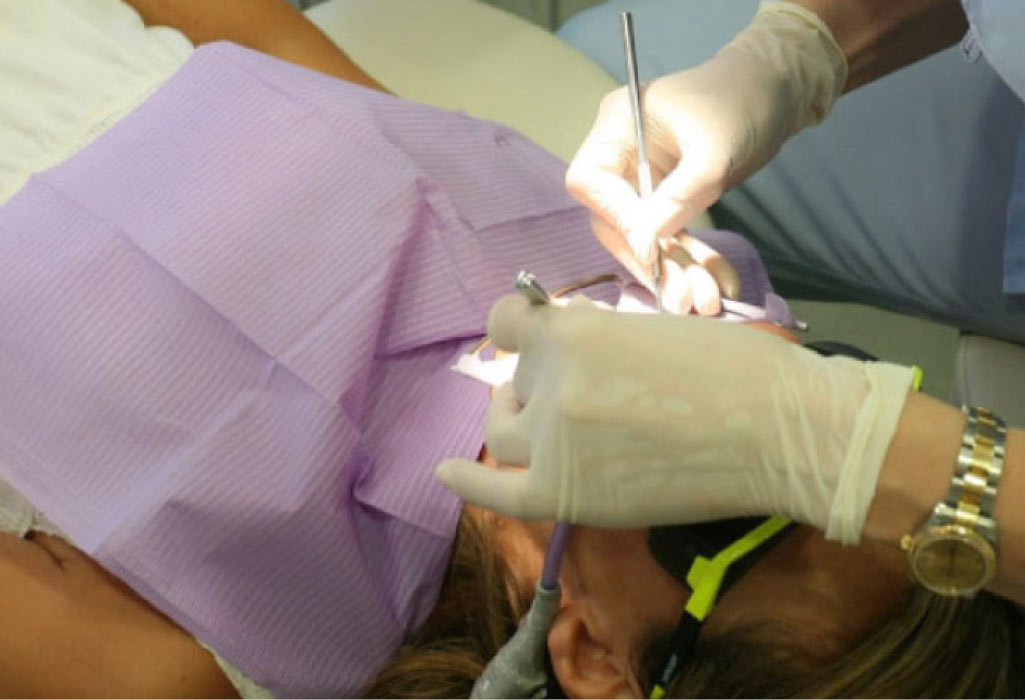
[
  {"left": 435, "top": 295, "right": 913, "bottom": 544},
  {"left": 565, "top": 2, "right": 847, "bottom": 310}
]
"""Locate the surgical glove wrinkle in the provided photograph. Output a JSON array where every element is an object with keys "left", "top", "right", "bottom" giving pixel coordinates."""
[{"left": 436, "top": 296, "right": 913, "bottom": 544}]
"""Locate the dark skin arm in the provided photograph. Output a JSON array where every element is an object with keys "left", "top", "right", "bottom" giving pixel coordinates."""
[
  {"left": 793, "top": 0, "right": 968, "bottom": 92},
  {"left": 122, "top": 0, "right": 388, "bottom": 92}
]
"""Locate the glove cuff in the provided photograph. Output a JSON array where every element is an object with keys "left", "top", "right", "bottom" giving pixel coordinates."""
[
  {"left": 825, "top": 361, "right": 915, "bottom": 544},
  {"left": 750, "top": 1, "right": 849, "bottom": 132}
]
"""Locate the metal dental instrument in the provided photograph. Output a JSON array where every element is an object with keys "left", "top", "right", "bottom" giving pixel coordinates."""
[
  {"left": 471, "top": 271, "right": 572, "bottom": 699},
  {"left": 621, "top": 12, "right": 665, "bottom": 313},
  {"left": 515, "top": 270, "right": 552, "bottom": 306}
]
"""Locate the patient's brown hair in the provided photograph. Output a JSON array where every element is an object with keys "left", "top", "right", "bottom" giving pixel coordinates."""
[
  {"left": 365, "top": 505, "right": 529, "bottom": 698},
  {"left": 639, "top": 585, "right": 1025, "bottom": 697},
  {"left": 368, "top": 509, "right": 1025, "bottom": 698}
]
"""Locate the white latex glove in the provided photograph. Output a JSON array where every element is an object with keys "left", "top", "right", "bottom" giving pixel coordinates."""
[
  {"left": 565, "top": 2, "right": 847, "bottom": 307},
  {"left": 436, "top": 295, "right": 913, "bottom": 544}
]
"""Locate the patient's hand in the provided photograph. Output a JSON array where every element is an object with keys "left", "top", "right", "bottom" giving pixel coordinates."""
[{"left": 0, "top": 531, "right": 236, "bottom": 698}]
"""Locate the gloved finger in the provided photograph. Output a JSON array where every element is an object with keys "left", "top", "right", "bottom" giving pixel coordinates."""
[
  {"left": 590, "top": 214, "right": 653, "bottom": 289},
  {"left": 663, "top": 240, "right": 723, "bottom": 316},
  {"left": 487, "top": 293, "right": 534, "bottom": 352},
  {"left": 683, "top": 260, "right": 722, "bottom": 316},
  {"left": 554, "top": 293, "right": 613, "bottom": 311},
  {"left": 484, "top": 382, "right": 533, "bottom": 466},
  {"left": 566, "top": 97, "right": 657, "bottom": 264},
  {"left": 435, "top": 458, "right": 553, "bottom": 520},
  {"left": 564, "top": 293, "right": 600, "bottom": 309},
  {"left": 674, "top": 233, "right": 742, "bottom": 300},
  {"left": 565, "top": 88, "right": 633, "bottom": 189},
  {"left": 571, "top": 167, "right": 652, "bottom": 265},
  {"left": 624, "top": 210, "right": 660, "bottom": 268},
  {"left": 645, "top": 145, "right": 730, "bottom": 240},
  {"left": 566, "top": 142, "right": 637, "bottom": 221},
  {"left": 661, "top": 246, "right": 695, "bottom": 315}
]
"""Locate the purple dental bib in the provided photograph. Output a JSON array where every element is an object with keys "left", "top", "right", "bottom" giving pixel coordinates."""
[{"left": 0, "top": 43, "right": 791, "bottom": 696}]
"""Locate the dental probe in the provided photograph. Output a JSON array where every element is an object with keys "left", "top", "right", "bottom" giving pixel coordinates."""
[
  {"left": 512, "top": 269, "right": 570, "bottom": 594},
  {"left": 515, "top": 269, "right": 551, "bottom": 305},
  {"left": 621, "top": 12, "right": 665, "bottom": 313},
  {"left": 471, "top": 272, "right": 571, "bottom": 699}
]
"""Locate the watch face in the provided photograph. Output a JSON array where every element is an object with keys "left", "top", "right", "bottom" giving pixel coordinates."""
[{"left": 910, "top": 527, "right": 996, "bottom": 596}]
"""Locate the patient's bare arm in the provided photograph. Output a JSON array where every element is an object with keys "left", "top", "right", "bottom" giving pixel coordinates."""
[
  {"left": 0, "top": 532, "right": 236, "bottom": 697},
  {"left": 122, "top": 0, "right": 388, "bottom": 92}
]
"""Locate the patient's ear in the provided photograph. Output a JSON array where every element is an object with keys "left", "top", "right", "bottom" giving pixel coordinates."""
[{"left": 547, "top": 601, "right": 643, "bottom": 699}]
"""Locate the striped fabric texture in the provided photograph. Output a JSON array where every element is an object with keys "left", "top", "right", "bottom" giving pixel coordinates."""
[{"left": 0, "top": 43, "right": 789, "bottom": 696}]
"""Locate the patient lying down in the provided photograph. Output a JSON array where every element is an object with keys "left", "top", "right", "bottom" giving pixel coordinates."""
[
  {"left": 0, "top": 42, "right": 1022, "bottom": 699},
  {"left": 4, "top": 325, "right": 1021, "bottom": 698}
]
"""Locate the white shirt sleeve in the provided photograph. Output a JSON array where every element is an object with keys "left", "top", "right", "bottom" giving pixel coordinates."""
[{"left": 0, "top": 0, "right": 193, "bottom": 205}]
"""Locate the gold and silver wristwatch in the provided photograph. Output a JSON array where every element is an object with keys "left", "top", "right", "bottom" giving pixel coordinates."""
[{"left": 901, "top": 406, "right": 1006, "bottom": 597}]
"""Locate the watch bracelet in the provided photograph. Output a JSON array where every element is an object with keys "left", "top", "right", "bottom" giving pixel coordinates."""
[{"left": 939, "top": 406, "right": 1007, "bottom": 541}]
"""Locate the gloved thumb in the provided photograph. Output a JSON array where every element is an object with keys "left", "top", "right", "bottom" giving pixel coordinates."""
[{"left": 435, "top": 458, "right": 551, "bottom": 520}]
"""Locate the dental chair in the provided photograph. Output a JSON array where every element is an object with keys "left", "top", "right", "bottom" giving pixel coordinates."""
[
  {"left": 306, "top": 0, "right": 1025, "bottom": 429},
  {"left": 955, "top": 334, "right": 1025, "bottom": 428},
  {"left": 305, "top": 0, "right": 618, "bottom": 164}
]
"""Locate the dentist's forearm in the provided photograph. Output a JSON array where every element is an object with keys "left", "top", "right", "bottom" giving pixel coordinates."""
[
  {"left": 790, "top": 0, "right": 967, "bottom": 92},
  {"left": 122, "top": 0, "right": 387, "bottom": 92},
  {"left": 863, "top": 391, "right": 1025, "bottom": 605}
]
